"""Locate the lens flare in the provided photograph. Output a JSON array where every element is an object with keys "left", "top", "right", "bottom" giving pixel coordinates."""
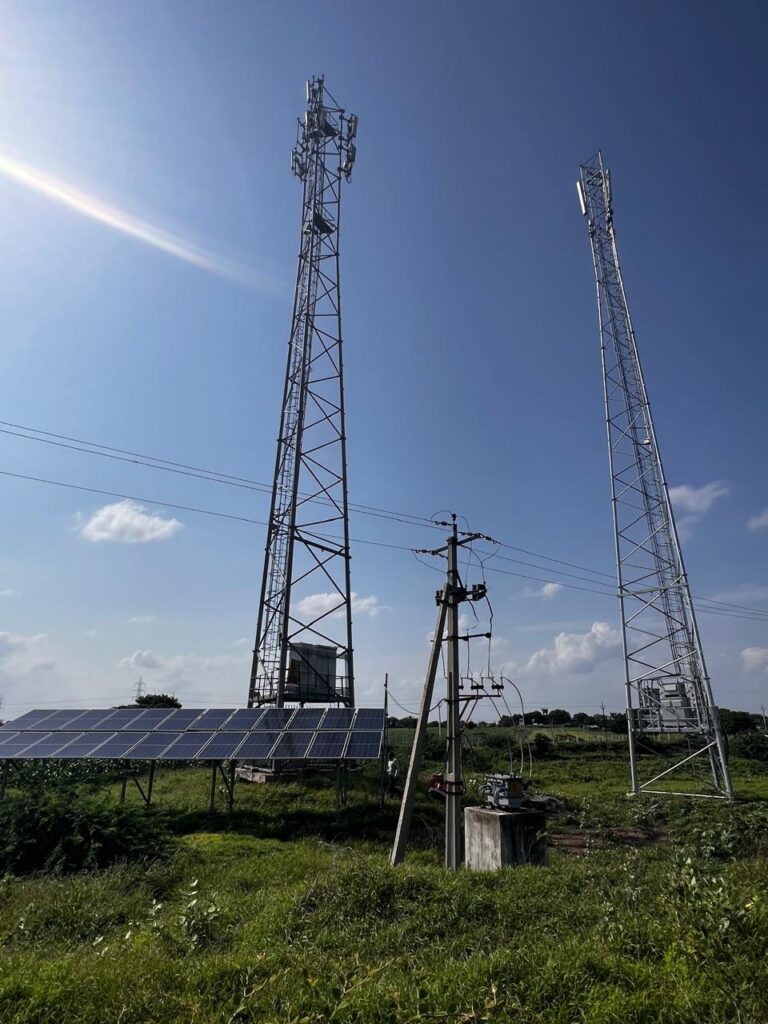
[{"left": 0, "top": 152, "right": 273, "bottom": 290}]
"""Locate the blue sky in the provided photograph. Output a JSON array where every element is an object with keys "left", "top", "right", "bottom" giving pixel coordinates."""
[{"left": 0, "top": 1, "right": 766, "bottom": 719}]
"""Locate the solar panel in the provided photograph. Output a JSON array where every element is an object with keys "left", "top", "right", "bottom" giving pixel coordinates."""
[
  {"left": 290, "top": 708, "right": 324, "bottom": 729},
  {"left": 14, "top": 731, "right": 82, "bottom": 758},
  {"left": 122, "top": 732, "right": 181, "bottom": 759},
  {"left": 30, "top": 710, "right": 89, "bottom": 731},
  {"left": 100, "top": 709, "right": 146, "bottom": 730},
  {"left": 0, "top": 710, "right": 56, "bottom": 731},
  {"left": 235, "top": 731, "right": 280, "bottom": 760},
  {"left": 0, "top": 708, "right": 386, "bottom": 764},
  {"left": 225, "top": 708, "right": 266, "bottom": 730},
  {"left": 160, "top": 732, "right": 214, "bottom": 760},
  {"left": 85, "top": 732, "right": 146, "bottom": 758},
  {"left": 271, "top": 731, "right": 314, "bottom": 759},
  {"left": 67, "top": 710, "right": 121, "bottom": 730},
  {"left": 154, "top": 709, "right": 204, "bottom": 731},
  {"left": 196, "top": 732, "right": 247, "bottom": 759},
  {"left": 0, "top": 732, "right": 36, "bottom": 755},
  {"left": 191, "top": 709, "right": 235, "bottom": 730},
  {"left": 123, "top": 709, "right": 175, "bottom": 730},
  {"left": 320, "top": 708, "right": 355, "bottom": 729},
  {"left": 344, "top": 731, "right": 382, "bottom": 759},
  {"left": 56, "top": 732, "right": 117, "bottom": 758},
  {"left": 308, "top": 731, "right": 348, "bottom": 758},
  {"left": 353, "top": 709, "right": 386, "bottom": 730},
  {"left": 257, "top": 708, "right": 294, "bottom": 730}
]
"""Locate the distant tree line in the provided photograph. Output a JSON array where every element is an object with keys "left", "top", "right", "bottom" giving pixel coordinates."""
[{"left": 386, "top": 706, "right": 765, "bottom": 736}]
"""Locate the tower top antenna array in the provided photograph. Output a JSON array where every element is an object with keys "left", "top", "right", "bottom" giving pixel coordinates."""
[
  {"left": 249, "top": 78, "right": 359, "bottom": 708},
  {"left": 577, "top": 152, "right": 733, "bottom": 800}
]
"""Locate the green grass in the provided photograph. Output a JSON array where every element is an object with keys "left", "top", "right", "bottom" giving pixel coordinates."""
[{"left": 1, "top": 747, "right": 768, "bottom": 1023}]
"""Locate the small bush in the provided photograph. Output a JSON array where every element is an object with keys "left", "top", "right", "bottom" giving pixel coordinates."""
[{"left": 0, "top": 793, "right": 169, "bottom": 875}]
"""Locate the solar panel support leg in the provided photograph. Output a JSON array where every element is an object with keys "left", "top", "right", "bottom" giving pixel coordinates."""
[
  {"left": 146, "top": 763, "right": 155, "bottom": 808},
  {"left": 209, "top": 763, "right": 218, "bottom": 813},
  {"left": 226, "top": 762, "right": 236, "bottom": 811},
  {"left": 0, "top": 761, "right": 8, "bottom": 802},
  {"left": 120, "top": 773, "right": 128, "bottom": 805}
]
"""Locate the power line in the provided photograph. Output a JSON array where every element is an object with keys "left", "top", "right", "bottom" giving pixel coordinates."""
[
  {"left": 4, "top": 419, "right": 768, "bottom": 618},
  {"left": 2, "top": 466, "right": 767, "bottom": 624},
  {"left": 0, "top": 420, "right": 440, "bottom": 532}
]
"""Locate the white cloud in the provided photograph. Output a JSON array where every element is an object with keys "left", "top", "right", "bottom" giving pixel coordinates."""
[
  {"left": 79, "top": 501, "right": 182, "bottom": 544},
  {"left": 231, "top": 637, "right": 250, "bottom": 647},
  {"left": 119, "top": 649, "right": 164, "bottom": 671},
  {"left": 675, "top": 515, "right": 697, "bottom": 542},
  {"left": 669, "top": 482, "right": 729, "bottom": 515},
  {"left": 521, "top": 621, "right": 621, "bottom": 675},
  {"left": 128, "top": 615, "right": 156, "bottom": 624},
  {"left": 741, "top": 647, "right": 768, "bottom": 673},
  {"left": 538, "top": 583, "right": 562, "bottom": 600},
  {"left": 0, "top": 588, "right": 16, "bottom": 598},
  {"left": 747, "top": 508, "right": 768, "bottom": 532},
  {"left": 295, "top": 592, "right": 381, "bottom": 620},
  {"left": 0, "top": 632, "right": 46, "bottom": 658}
]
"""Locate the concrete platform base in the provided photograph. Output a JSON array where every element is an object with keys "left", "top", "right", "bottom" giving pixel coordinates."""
[
  {"left": 464, "top": 806, "right": 548, "bottom": 870},
  {"left": 235, "top": 767, "right": 281, "bottom": 784}
]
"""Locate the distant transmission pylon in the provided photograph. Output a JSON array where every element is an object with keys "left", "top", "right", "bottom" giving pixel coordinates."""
[
  {"left": 249, "top": 77, "right": 358, "bottom": 708},
  {"left": 577, "top": 153, "right": 733, "bottom": 800}
]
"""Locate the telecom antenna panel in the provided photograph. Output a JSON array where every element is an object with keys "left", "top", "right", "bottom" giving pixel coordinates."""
[
  {"left": 249, "top": 78, "right": 358, "bottom": 708},
  {"left": 577, "top": 153, "right": 733, "bottom": 799}
]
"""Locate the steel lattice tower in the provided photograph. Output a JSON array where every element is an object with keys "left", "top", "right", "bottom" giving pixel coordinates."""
[
  {"left": 577, "top": 153, "right": 733, "bottom": 799},
  {"left": 249, "top": 77, "right": 358, "bottom": 708}
]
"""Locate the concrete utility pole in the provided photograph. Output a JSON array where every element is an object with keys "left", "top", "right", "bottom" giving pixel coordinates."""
[
  {"left": 762, "top": 705, "right": 767, "bottom": 731},
  {"left": 391, "top": 515, "right": 489, "bottom": 870},
  {"left": 444, "top": 522, "right": 463, "bottom": 870}
]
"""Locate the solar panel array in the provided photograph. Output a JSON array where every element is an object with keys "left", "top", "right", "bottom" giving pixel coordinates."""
[{"left": 0, "top": 707, "right": 385, "bottom": 762}]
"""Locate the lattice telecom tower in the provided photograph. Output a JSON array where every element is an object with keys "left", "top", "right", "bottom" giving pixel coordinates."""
[
  {"left": 577, "top": 153, "right": 733, "bottom": 799},
  {"left": 249, "top": 77, "right": 358, "bottom": 708}
]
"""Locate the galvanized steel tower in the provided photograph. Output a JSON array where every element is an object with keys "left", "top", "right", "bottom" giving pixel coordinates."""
[
  {"left": 249, "top": 78, "right": 358, "bottom": 708},
  {"left": 577, "top": 153, "right": 733, "bottom": 799}
]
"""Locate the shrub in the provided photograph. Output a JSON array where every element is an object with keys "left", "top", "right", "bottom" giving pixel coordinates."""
[{"left": 0, "top": 793, "right": 169, "bottom": 875}]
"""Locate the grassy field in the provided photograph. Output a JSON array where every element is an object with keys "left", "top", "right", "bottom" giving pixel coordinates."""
[{"left": 1, "top": 738, "right": 768, "bottom": 1023}]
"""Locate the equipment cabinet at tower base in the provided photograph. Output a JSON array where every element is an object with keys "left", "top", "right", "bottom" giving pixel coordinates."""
[{"left": 464, "top": 807, "right": 548, "bottom": 870}]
